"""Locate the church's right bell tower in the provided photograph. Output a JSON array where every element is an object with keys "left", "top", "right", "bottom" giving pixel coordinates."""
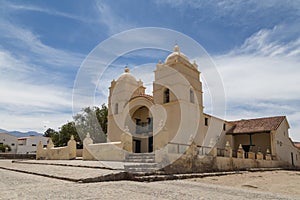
[{"left": 152, "top": 45, "right": 204, "bottom": 149}]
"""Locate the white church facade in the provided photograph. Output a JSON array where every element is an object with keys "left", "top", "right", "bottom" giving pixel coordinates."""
[{"left": 83, "top": 45, "right": 300, "bottom": 168}]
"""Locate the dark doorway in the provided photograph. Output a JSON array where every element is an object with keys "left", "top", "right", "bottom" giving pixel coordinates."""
[
  {"left": 148, "top": 136, "right": 153, "bottom": 152},
  {"left": 134, "top": 139, "right": 141, "bottom": 153},
  {"left": 291, "top": 152, "right": 294, "bottom": 166}
]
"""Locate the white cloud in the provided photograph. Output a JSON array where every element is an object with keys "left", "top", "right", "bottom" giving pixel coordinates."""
[
  {"left": 95, "top": 1, "right": 135, "bottom": 35},
  {"left": 210, "top": 25, "right": 300, "bottom": 141},
  {"left": 0, "top": 18, "right": 83, "bottom": 133},
  {"left": 155, "top": 0, "right": 300, "bottom": 22},
  {"left": 5, "top": 2, "right": 90, "bottom": 23},
  {"left": 0, "top": 112, "right": 73, "bottom": 133},
  {"left": 0, "top": 79, "right": 72, "bottom": 110},
  {"left": 0, "top": 50, "right": 74, "bottom": 132},
  {"left": 0, "top": 77, "right": 74, "bottom": 133},
  {"left": 229, "top": 24, "right": 300, "bottom": 57},
  {"left": 0, "top": 50, "right": 33, "bottom": 75},
  {"left": 0, "top": 20, "right": 84, "bottom": 68}
]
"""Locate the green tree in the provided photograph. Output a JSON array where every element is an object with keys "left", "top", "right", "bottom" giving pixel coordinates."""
[
  {"left": 95, "top": 104, "right": 108, "bottom": 134},
  {"left": 0, "top": 144, "right": 11, "bottom": 152},
  {"left": 58, "top": 121, "right": 80, "bottom": 147},
  {"left": 43, "top": 128, "right": 59, "bottom": 145},
  {"left": 43, "top": 104, "right": 108, "bottom": 147},
  {"left": 44, "top": 123, "right": 80, "bottom": 147},
  {"left": 73, "top": 104, "right": 107, "bottom": 143}
]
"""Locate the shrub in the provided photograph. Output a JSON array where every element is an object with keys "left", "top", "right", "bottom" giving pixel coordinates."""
[{"left": 0, "top": 144, "right": 11, "bottom": 152}]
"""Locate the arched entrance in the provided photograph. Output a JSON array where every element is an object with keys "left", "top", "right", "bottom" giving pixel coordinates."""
[{"left": 131, "top": 106, "right": 153, "bottom": 153}]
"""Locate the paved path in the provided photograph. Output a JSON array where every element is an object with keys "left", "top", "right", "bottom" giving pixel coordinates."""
[
  {"left": 12, "top": 159, "right": 148, "bottom": 170},
  {"left": 0, "top": 160, "right": 247, "bottom": 182},
  {"left": 0, "top": 167, "right": 297, "bottom": 200},
  {"left": 11, "top": 159, "right": 127, "bottom": 170},
  {"left": 0, "top": 160, "right": 124, "bottom": 182}
]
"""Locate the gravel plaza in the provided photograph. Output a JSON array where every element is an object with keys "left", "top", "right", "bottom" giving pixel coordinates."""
[{"left": 0, "top": 160, "right": 299, "bottom": 200}]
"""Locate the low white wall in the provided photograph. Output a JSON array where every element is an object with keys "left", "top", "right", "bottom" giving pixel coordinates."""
[
  {"left": 83, "top": 142, "right": 126, "bottom": 161},
  {"left": 47, "top": 147, "right": 70, "bottom": 160},
  {"left": 36, "top": 137, "right": 76, "bottom": 160},
  {"left": 162, "top": 152, "right": 290, "bottom": 174},
  {"left": 214, "top": 157, "right": 289, "bottom": 171}
]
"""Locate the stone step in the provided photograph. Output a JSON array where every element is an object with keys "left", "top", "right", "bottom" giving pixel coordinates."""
[
  {"left": 125, "top": 158, "right": 155, "bottom": 163},
  {"left": 127, "top": 154, "right": 155, "bottom": 159},
  {"left": 127, "top": 153, "right": 155, "bottom": 158},
  {"left": 127, "top": 156, "right": 155, "bottom": 160},
  {"left": 124, "top": 163, "right": 159, "bottom": 173},
  {"left": 125, "top": 153, "right": 155, "bottom": 163}
]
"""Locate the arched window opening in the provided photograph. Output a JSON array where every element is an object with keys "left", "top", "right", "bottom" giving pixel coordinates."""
[
  {"left": 164, "top": 88, "right": 170, "bottom": 103},
  {"left": 114, "top": 103, "right": 118, "bottom": 114},
  {"left": 190, "top": 89, "right": 195, "bottom": 103}
]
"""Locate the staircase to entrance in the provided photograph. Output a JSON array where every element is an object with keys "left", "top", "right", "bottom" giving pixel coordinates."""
[{"left": 124, "top": 153, "right": 160, "bottom": 173}]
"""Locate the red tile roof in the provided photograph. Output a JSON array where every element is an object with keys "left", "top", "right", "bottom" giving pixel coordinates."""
[
  {"left": 294, "top": 142, "right": 300, "bottom": 149},
  {"left": 227, "top": 116, "right": 286, "bottom": 134}
]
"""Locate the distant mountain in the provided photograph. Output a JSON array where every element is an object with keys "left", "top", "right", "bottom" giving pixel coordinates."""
[
  {"left": 0, "top": 128, "right": 42, "bottom": 137},
  {"left": 0, "top": 128, "right": 8, "bottom": 133}
]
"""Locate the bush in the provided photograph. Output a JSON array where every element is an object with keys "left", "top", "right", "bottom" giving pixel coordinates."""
[{"left": 0, "top": 144, "right": 11, "bottom": 152}]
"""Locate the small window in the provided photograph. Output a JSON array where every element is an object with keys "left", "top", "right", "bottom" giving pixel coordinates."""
[
  {"left": 205, "top": 118, "right": 208, "bottom": 126},
  {"left": 164, "top": 88, "right": 170, "bottom": 103},
  {"left": 3, "top": 139, "right": 5, "bottom": 141},
  {"left": 190, "top": 89, "right": 194, "bottom": 103},
  {"left": 0, "top": 142, "right": 3, "bottom": 145},
  {"left": 114, "top": 103, "right": 118, "bottom": 114},
  {"left": 223, "top": 124, "right": 226, "bottom": 131},
  {"left": 135, "top": 118, "right": 141, "bottom": 125},
  {"left": 11, "top": 143, "right": 15, "bottom": 146},
  {"left": 32, "top": 144, "right": 36, "bottom": 146}
]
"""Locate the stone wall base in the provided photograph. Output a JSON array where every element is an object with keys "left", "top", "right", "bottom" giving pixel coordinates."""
[{"left": 162, "top": 154, "right": 290, "bottom": 174}]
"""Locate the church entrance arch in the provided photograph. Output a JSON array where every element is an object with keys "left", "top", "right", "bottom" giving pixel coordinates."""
[{"left": 126, "top": 96, "right": 154, "bottom": 153}]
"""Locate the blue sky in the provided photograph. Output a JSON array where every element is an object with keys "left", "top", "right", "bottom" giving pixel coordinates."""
[{"left": 1, "top": 0, "right": 300, "bottom": 141}]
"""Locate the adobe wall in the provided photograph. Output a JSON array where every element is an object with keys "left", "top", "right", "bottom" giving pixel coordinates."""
[
  {"left": 36, "top": 136, "right": 76, "bottom": 160},
  {"left": 83, "top": 142, "right": 125, "bottom": 161},
  {"left": 274, "top": 119, "right": 300, "bottom": 166},
  {"left": 163, "top": 153, "right": 290, "bottom": 174}
]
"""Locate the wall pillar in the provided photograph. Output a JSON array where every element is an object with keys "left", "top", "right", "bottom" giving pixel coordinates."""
[
  {"left": 265, "top": 148, "right": 272, "bottom": 160},
  {"left": 83, "top": 133, "right": 94, "bottom": 160},
  {"left": 256, "top": 152, "right": 264, "bottom": 160},
  {"left": 121, "top": 130, "right": 132, "bottom": 152},
  {"left": 210, "top": 147, "right": 217, "bottom": 157},
  {"left": 36, "top": 141, "right": 46, "bottom": 160},
  {"left": 67, "top": 135, "right": 77, "bottom": 159},
  {"left": 237, "top": 144, "right": 245, "bottom": 159},
  {"left": 224, "top": 141, "right": 232, "bottom": 158}
]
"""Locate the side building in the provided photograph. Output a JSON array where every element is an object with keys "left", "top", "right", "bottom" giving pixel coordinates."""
[
  {"left": 17, "top": 136, "right": 49, "bottom": 154},
  {"left": 0, "top": 132, "right": 18, "bottom": 153}
]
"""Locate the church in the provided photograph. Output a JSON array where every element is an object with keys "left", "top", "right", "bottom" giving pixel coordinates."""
[{"left": 85, "top": 45, "right": 300, "bottom": 168}]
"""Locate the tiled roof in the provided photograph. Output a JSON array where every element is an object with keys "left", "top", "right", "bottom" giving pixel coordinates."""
[
  {"left": 227, "top": 116, "right": 286, "bottom": 134},
  {"left": 294, "top": 142, "right": 300, "bottom": 149}
]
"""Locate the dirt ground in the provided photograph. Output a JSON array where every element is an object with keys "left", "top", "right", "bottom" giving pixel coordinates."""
[{"left": 188, "top": 170, "right": 300, "bottom": 197}]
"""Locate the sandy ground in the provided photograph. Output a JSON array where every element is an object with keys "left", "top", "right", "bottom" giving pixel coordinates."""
[
  {"left": 188, "top": 170, "right": 300, "bottom": 197},
  {"left": 1, "top": 168, "right": 300, "bottom": 199}
]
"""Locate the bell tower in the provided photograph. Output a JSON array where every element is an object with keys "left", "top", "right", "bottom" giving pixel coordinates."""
[{"left": 153, "top": 45, "right": 204, "bottom": 148}]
